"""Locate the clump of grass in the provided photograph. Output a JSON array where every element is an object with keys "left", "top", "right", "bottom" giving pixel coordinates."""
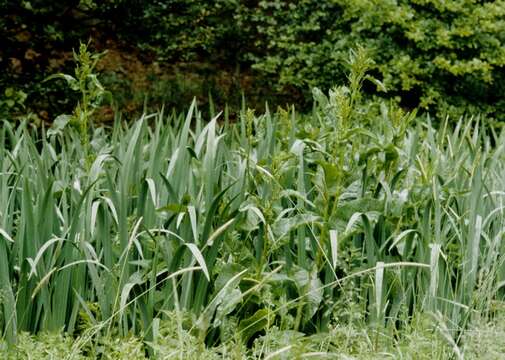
[
  {"left": 0, "top": 332, "right": 87, "bottom": 360},
  {"left": 2, "top": 313, "right": 505, "bottom": 359}
]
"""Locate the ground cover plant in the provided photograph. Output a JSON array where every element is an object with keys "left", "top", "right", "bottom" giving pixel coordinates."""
[{"left": 0, "top": 48, "right": 504, "bottom": 358}]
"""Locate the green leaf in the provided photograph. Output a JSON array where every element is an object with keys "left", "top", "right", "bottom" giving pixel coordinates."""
[
  {"left": 238, "top": 309, "right": 273, "bottom": 343},
  {"left": 0, "top": 228, "right": 14, "bottom": 243},
  {"left": 47, "top": 114, "right": 72, "bottom": 137},
  {"left": 293, "top": 267, "right": 323, "bottom": 322},
  {"left": 185, "top": 243, "right": 210, "bottom": 281}
]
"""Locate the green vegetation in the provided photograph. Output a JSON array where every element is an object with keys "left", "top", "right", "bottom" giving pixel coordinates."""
[
  {"left": 45, "top": 42, "right": 109, "bottom": 166},
  {"left": 2, "top": 314, "right": 505, "bottom": 359},
  {"left": 2, "top": 1, "right": 505, "bottom": 119},
  {"left": 1, "top": 48, "right": 504, "bottom": 358},
  {"left": 240, "top": 0, "right": 505, "bottom": 118}
]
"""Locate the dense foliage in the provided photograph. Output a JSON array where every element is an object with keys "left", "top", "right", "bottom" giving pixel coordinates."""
[
  {"left": 1, "top": 50, "right": 504, "bottom": 358},
  {"left": 3, "top": 316, "right": 505, "bottom": 358},
  {"left": 2, "top": 0, "right": 505, "bottom": 119}
]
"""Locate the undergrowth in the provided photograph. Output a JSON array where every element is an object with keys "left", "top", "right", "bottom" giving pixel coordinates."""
[{"left": 0, "top": 48, "right": 504, "bottom": 358}]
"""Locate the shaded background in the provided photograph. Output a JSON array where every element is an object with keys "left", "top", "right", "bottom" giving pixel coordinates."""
[{"left": 1, "top": 0, "right": 505, "bottom": 123}]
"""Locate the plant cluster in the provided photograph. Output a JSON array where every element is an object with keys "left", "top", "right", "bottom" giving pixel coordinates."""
[
  {"left": 0, "top": 49, "right": 504, "bottom": 358},
  {"left": 4, "top": 315, "right": 505, "bottom": 359}
]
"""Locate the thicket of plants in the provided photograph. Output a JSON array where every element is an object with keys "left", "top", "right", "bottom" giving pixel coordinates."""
[
  {"left": 1, "top": 48, "right": 504, "bottom": 358},
  {"left": 2, "top": 0, "right": 505, "bottom": 119}
]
